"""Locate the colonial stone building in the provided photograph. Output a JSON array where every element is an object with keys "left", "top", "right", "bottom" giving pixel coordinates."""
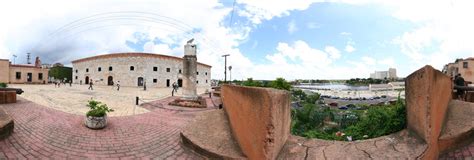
[
  {"left": 71, "top": 53, "right": 211, "bottom": 87},
  {"left": 0, "top": 57, "right": 49, "bottom": 84},
  {"left": 442, "top": 57, "right": 474, "bottom": 83}
]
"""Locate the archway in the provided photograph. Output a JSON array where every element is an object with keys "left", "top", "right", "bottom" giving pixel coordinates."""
[
  {"left": 85, "top": 76, "right": 89, "bottom": 84},
  {"left": 107, "top": 76, "right": 113, "bottom": 86},
  {"left": 138, "top": 77, "right": 144, "bottom": 86},
  {"left": 178, "top": 79, "right": 183, "bottom": 87}
]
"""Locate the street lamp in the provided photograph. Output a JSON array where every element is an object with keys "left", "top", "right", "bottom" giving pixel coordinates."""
[
  {"left": 222, "top": 54, "right": 230, "bottom": 83},
  {"left": 12, "top": 54, "right": 17, "bottom": 64},
  {"left": 228, "top": 66, "right": 232, "bottom": 83}
]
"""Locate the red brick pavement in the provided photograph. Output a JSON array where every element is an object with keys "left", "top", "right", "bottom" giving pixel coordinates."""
[
  {"left": 0, "top": 97, "right": 216, "bottom": 159},
  {"left": 440, "top": 142, "right": 474, "bottom": 159}
]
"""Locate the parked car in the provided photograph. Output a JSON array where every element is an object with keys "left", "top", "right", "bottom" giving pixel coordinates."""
[
  {"left": 338, "top": 106, "right": 348, "bottom": 110},
  {"left": 346, "top": 104, "right": 357, "bottom": 108},
  {"left": 329, "top": 102, "right": 338, "bottom": 107},
  {"left": 381, "top": 95, "right": 388, "bottom": 98}
]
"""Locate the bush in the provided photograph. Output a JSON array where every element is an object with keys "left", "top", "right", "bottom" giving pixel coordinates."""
[
  {"left": 0, "top": 83, "right": 7, "bottom": 88},
  {"left": 269, "top": 78, "right": 291, "bottom": 91},
  {"left": 86, "top": 100, "right": 114, "bottom": 117}
]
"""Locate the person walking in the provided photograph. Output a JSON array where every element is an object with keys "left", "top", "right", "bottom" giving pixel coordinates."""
[
  {"left": 116, "top": 81, "right": 120, "bottom": 91},
  {"left": 69, "top": 80, "right": 72, "bottom": 87},
  {"left": 455, "top": 74, "right": 466, "bottom": 100},
  {"left": 88, "top": 80, "right": 94, "bottom": 90}
]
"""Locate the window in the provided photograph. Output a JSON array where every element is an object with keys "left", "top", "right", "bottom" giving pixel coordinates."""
[
  {"left": 196, "top": 72, "right": 199, "bottom": 75},
  {"left": 206, "top": 80, "right": 208, "bottom": 83},
  {"left": 109, "top": 66, "right": 113, "bottom": 71},
  {"left": 75, "top": 76, "right": 78, "bottom": 80},
  {"left": 179, "top": 69, "right": 182, "bottom": 74},
  {"left": 75, "top": 69, "right": 78, "bottom": 73},
  {"left": 153, "top": 79, "right": 157, "bottom": 83},
  {"left": 196, "top": 80, "right": 199, "bottom": 84},
  {"left": 98, "top": 67, "right": 102, "bottom": 72},
  {"left": 205, "top": 72, "right": 208, "bottom": 75},
  {"left": 16, "top": 72, "right": 21, "bottom": 79},
  {"left": 166, "top": 68, "right": 170, "bottom": 72},
  {"left": 38, "top": 73, "right": 43, "bottom": 80},
  {"left": 153, "top": 67, "right": 158, "bottom": 71},
  {"left": 463, "top": 62, "right": 468, "bottom": 68},
  {"left": 130, "top": 66, "right": 134, "bottom": 71},
  {"left": 86, "top": 68, "right": 89, "bottom": 72}
]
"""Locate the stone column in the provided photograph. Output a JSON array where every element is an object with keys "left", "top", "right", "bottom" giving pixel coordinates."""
[{"left": 182, "top": 40, "right": 198, "bottom": 100}]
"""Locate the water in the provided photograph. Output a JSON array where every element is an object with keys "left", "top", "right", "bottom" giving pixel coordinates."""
[{"left": 293, "top": 83, "right": 369, "bottom": 91}]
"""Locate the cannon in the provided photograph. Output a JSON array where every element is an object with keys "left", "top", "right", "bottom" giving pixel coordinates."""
[{"left": 0, "top": 88, "right": 24, "bottom": 95}]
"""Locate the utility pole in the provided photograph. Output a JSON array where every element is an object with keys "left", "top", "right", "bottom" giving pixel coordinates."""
[
  {"left": 27, "top": 53, "right": 31, "bottom": 64},
  {"left": 12, "top": 54, "right": 17, "bottom": 64},
  {"left": 222, "top": 54, "right": 230, "bottom": 83},
  {"left": 228, "top": 66, "right": 232, "bottom": 83}
]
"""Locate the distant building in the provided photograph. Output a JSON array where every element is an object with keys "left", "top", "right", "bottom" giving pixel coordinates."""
[
  {"left": 442, "top": 58, "right": 474, "bottom": 83},
  {"left": 370, "top": 68, "right": 397, "bottom": 79},
  {"left": 0, "top": 57, "right": 49, "bottom": 84}
]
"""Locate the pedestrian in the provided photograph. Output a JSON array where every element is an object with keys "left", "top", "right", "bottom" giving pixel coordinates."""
[
  {"left": 116, "top": 81, "right": 120, "bottom": 91},
  {"left": 172, "top": 82, "right": 177, "bottom": 93},
  {"left": 54, "top": 81, "right": 57, "bottom": 88},
  {"left": 57, "top": 80, "right": 60, "bottom": 88},
  {"left": 174, "top": 82, "right": 179, "bottom": 93},
  {"left": 69, "top": 80, "right": 72, "bottom": 87},
  {"left": 80, "top": 80, "right": 82, "bottom": 85},
  {"left": 455, "top": 74, "right": 465, "bottom": 100},
  {"left": 88, "top": 80, "right": 94, "bottom": 90}
]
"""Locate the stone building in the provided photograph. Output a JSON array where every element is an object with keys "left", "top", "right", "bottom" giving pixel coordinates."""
[
  {"left": 71, "top": 53, "right": 212, "bottom": 87},
  {"left": 442, "top": 57, "right": 474, "bottom": 83},
  {"left": 0, "top": 57, "right": 49, "bottom": 84}
]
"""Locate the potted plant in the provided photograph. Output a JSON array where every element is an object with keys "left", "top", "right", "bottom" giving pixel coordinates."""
[{"left": 84, "top": 100, "right": 114, "bottom": 129}]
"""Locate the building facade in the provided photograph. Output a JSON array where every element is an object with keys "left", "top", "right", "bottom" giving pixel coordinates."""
[
  {"left": 442, "top": 58, "right": 474, "bottom": 83},
  {"left": 71, "top": 53, "right": 212, "bottom": 87},
  {"left": 370, "top": 68, "right": 397, "bottom": 79},
  {"left": 0, "top": 57, "right": 49, "bottom": 84}
]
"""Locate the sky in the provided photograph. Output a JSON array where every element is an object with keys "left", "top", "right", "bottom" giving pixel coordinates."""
[{"left": 1, "top": 0, "right": 473, "bottom": 80}]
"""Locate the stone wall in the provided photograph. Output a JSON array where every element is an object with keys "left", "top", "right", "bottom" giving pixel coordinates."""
[
  {"left": 72, "top": 53, "right": 211, "bottom": 88},
  {"left": 8, "top": 66, "right": 49, "bottom": 84},
  {"left": 405, "top": 65, "right": 453, "bottom": 160},
  {"left": 222, "top": 85, "right": 291, "bottom": 160},
  {"left": 0, "top": 60, "right": 9, "bottom": 83}
]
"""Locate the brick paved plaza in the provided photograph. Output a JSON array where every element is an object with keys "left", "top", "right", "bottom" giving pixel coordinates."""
[{"left": 0, "top": 97, "right": 215, "bottom": 159}]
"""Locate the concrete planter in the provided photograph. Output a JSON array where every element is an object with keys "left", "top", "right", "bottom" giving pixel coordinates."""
[{"left": 85, "top": 115, "right": 107, "bottom": 129}]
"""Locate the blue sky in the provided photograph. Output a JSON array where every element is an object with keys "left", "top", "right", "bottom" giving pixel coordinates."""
[{"left": 0, "top": 0, "right": 473, "bottom": 80}]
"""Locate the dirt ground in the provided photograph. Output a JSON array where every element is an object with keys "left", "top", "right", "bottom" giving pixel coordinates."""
[{"left": 9, "top": 84, "right": 210, "bottom": 117}]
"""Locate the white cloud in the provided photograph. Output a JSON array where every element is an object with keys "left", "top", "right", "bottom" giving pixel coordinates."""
[
  {"left": 324, "top": 46, "right": 341, "bottom": 59},
  {"left": 237, "top": 0, "right": 320, "bottom": 24},
  {"left": 362, "top": 56, "right": 375, "bottom": 65},
  {"left": 345, "top": 45, "right": 355, "bottom": 53},
  {"left": 288, "top": 20, "right": 298, "bottom": 34},
  {"left": 378, "top": 57, "right": 395, "bottom": 67}
]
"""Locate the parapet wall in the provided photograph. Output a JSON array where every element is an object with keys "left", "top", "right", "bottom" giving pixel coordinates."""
[
  {"left": 405, "top": 65, "right": 453, "bottom": 159},
  {"left": 222, "top": 85, "right": 291, "bottom": 160}
]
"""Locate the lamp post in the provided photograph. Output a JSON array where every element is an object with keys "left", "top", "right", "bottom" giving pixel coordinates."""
[
  {"left": 228, "top": 66, "right": 232, "bottom": 83},
  {"left": 12, "top": 54, "right": 17, "bottom": 64},
  {"left": 222, "top": 54, "right": 230, "bottom": 83}
]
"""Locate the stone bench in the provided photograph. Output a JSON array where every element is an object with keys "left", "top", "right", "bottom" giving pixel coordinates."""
[
  {"left": 0, "top": 108, "right": 14, "bottom": 140},
  {"left": 0, "top": 91, "right": 16, "bottom": 104}
]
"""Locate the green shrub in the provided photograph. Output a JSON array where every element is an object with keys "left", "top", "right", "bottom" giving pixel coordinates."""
[
  {"left": 269, "top": 78, "right": 291, "bottom": 90},
  {"left": 86, "top": 100, "right": 114, "bottom": 117},
  {"left": 0, "top": 83, "right": 7, "bottom": 88}
]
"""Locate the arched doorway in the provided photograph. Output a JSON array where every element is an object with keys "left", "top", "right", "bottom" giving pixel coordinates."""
[
  {"left": 107, "top": 76, "right": 113, "bottom": 86},
  {"left": 85, "top": 76, "right": 89, "bottom": 84},
  {"left": 138, "top": 77, "right": 144, "bottom": 86}
]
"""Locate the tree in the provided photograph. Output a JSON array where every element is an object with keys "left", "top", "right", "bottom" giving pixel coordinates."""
[
  {"left": 270, "top": 78, "right": 291, "bottom": 91},
  {"left": 241, "top": 78, "right": 263, "bottom": 87}
]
